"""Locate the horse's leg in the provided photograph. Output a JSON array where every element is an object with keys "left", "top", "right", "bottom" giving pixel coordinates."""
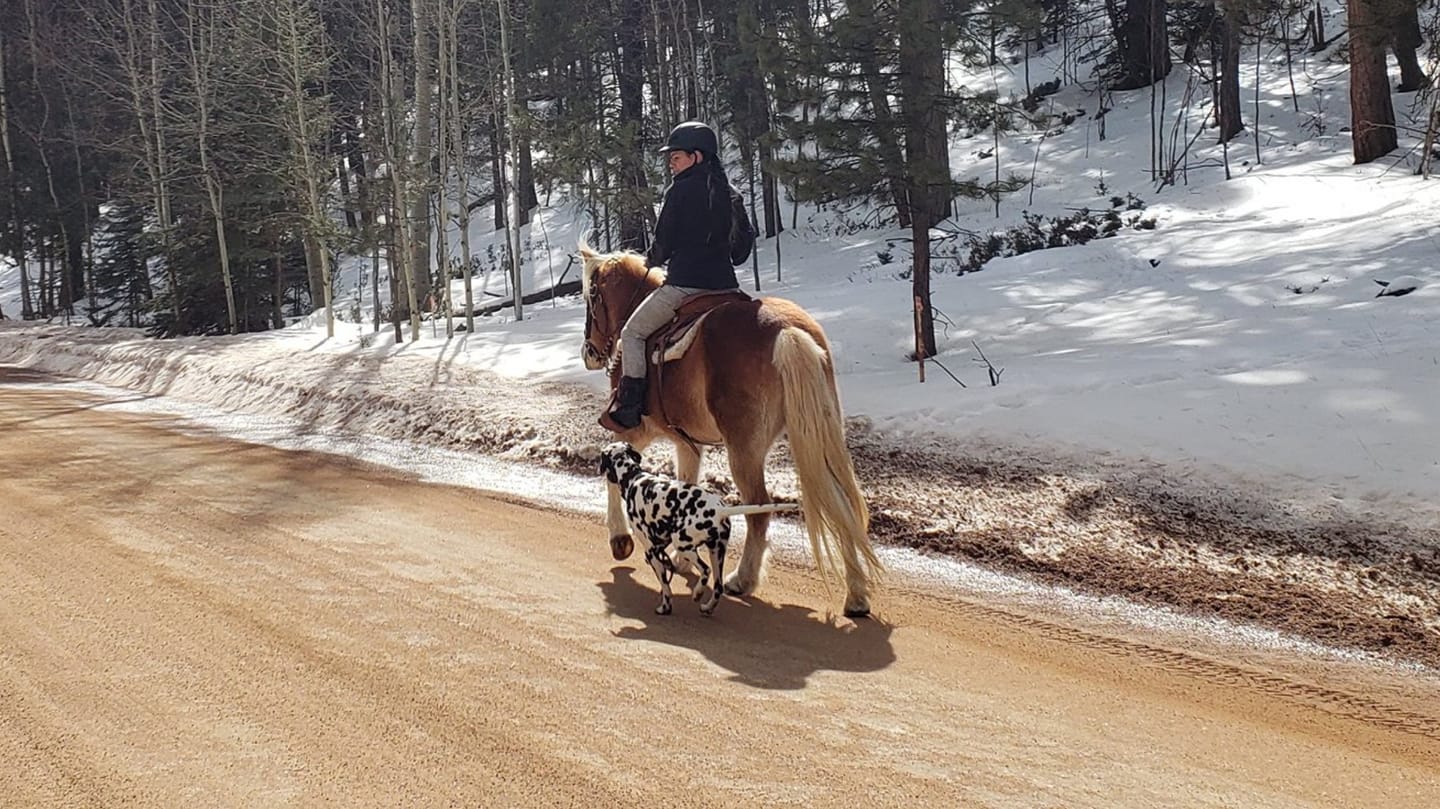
[
  {"left": 722, "top": 444, "right": 772, "bottom": 598},
  {"left": 674, "top": 441, "right": 702, "bottom": 484}
]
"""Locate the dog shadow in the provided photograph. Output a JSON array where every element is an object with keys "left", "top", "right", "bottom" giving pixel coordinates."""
[{"left": 598, "top": 566, "right": 896, "bottom": 690}]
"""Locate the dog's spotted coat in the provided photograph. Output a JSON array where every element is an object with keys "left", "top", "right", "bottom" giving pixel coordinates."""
[{"left": 599, "top": 442, "right": 798, "bottom": 616}]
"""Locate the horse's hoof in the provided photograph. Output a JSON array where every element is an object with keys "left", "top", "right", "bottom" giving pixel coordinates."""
[
  {"left": 610, "top": 534, "right": 634, "bottom": 561},
  {"left": 655, "top": 603, "right": 672, "bottom": 616},
  {"left": 843, "top": 604, "right": 872, "bottom": 619},
  {"left": 722, "top": 573, "right": 755, "bottom": 597}
]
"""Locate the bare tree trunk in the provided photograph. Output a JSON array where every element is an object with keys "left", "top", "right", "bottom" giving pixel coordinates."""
[
  {"left": 441, "top": 0, "right": 475, "bottom": 332},
  {"left": 899, "top": 0, "right": 944, "bottom": 359},
  {"left": 22, "top": 0, "right": 75, "bottom": 319},
  {"left": 1348, "top": 0, "right": 1398, "bottom": 162},
  {"left": 616, "top": 0, "right": 650, "bottom": 251},
  {"left": 409, "top": 0, "right": 436, "bottom": 318},
  {"left": 497, "top": 0, "right": 524, "bottom": 321},
  {"left": 518, "top": 134, "right": 537, "bottom": 223},
  {"left": 1309, "top": 1, "right": 1327, "bottom": 51},
  {"left": 145, "top": 0, "right": 181, "bottom": 326},
  {"left": 489, "top": 112, "right": 505, "bottom": 230},
  {"left": 1389, "top": 1, "right": 1426, "bottom": 93},
  {"left": 375, "top": 0, "right": 418, "bottom": 340},
  {"left": 0, "top": 28, "right": 33, "bottom": 320},
  {"left": 354, "top": 107, "right": 382, "bottom": 333},
  {"left": 183, "top": 0, "right": 238, "bottom": 333},
  {"left": 435, "top": 0, "right": 452, "bottom": 337},
  {"left": 1214, "top": 2, "right": 1243, "bottom": 143},
  {"left": 1419, "top": 92, "right": 1440, "bottom": 177},
  {"left": 275, "top": 0, "right": 333, "bottom": 337},
  {"left": 762, "top": 149, "right": 782, "bottom": 238},
  {"left": 272, "top": 254, "right": 285, "bottom": 328},
  {"left": 38, "top": 242, "right": 51, "bottom": 316},
  {"left": 61, "top": 85, "right": 97, "bottom": 321},
  {"left": 1110, "top": 0, "right": 1172, "bottom": 90}
]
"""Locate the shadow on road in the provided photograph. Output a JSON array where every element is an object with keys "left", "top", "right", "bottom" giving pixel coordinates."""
[
  {"left": 598, "top": 565, "right": 896, "bottom": 690},
  {"left": 0, "top": 365, "right": 162, "bottom": 426}
]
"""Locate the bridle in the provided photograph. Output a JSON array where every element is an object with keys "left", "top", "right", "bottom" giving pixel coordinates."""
[
  {"left": 582, "top": 262, "right": 655, "bottom": 371},
  {"left": 582, "top": 281, "right": 617, "bottom": 370}
]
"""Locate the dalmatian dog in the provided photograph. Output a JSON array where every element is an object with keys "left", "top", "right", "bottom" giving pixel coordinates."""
[{"left": 599, "top": 442, "right": 798, "bottom": 616}]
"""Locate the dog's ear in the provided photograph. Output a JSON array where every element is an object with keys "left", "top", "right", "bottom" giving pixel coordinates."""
[{"left": 624, "top": 444, "right": 641, "bottom": 464}]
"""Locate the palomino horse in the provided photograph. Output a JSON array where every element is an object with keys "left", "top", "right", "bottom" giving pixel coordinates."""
[{"left": 579, "top": 240, "right": 881, "bottom": 617}]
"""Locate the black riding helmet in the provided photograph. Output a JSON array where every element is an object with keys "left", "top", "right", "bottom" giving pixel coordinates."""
[{"left": 658, "top": 121, "right": 719, "bottom": 157}]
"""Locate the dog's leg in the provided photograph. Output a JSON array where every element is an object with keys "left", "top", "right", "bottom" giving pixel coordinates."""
[
  {"left": 605, "top": 481, "right": 634, "bottom": 561},
  {"left": 701, "top": 528, "right": 728, "bottom": 616},
  {"left": 646, "top": 545, "right": 674, "bottom": 615},
  {"left": 686, "top": 546, "right": 711, "bottom": 604}
]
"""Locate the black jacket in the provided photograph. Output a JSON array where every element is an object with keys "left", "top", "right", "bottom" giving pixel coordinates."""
[{"left": 645, "top": 163, "right": 739, "bottom": 290}]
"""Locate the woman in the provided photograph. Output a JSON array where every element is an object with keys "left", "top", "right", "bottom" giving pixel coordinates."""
[{"left": 606, "top": 120, "right": 740, "bottom": 430}]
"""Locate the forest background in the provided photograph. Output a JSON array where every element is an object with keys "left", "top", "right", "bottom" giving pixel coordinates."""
[{"left": 1, "top": 0, "right": 1431, "bottom": 345}]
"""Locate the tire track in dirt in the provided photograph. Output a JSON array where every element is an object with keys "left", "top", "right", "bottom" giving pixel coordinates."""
[{"left": 890, "top": 581, "right": 1440, "bottom": 745}]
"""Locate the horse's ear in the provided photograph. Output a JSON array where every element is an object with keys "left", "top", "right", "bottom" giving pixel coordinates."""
[{"left": 578, "top": 239, "right": 598, "bottom": 261}]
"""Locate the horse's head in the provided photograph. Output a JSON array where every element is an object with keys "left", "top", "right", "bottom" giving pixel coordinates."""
[{"left": 578, "top": 239, "right": 661, "bottom": 371}]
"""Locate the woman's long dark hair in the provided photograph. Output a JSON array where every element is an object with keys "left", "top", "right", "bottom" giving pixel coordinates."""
[{"left": 701, "top": 151, "right": 734, "bottom": 245}]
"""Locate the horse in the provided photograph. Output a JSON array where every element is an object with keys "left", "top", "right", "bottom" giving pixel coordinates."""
[{"left": 578, "top": 240, "right": 881, "bottom": 617}]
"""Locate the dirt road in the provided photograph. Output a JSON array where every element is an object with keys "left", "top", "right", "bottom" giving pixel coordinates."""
[{"left": 2, "top": 367, "right": 1438, "bottom": 807}]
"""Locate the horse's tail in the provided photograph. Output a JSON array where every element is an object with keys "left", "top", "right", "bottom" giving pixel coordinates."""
[{"left": 773, "top": 327, "right": 882, "bottom": 601}]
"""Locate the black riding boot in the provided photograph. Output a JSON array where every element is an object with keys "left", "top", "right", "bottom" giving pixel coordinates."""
[{"left": 606, "top": 376, "right": 648, "bottom": 430}]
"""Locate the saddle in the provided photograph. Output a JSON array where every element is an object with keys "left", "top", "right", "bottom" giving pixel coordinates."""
[
  {"left": 647, "top": 290, "right": 753, "bottom": 368},
  {"left": 600, "top": 290, "right": 752, "bottom": 437}
]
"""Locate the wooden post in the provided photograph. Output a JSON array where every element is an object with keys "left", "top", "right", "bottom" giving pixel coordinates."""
[{"left": 913, "top": 295, "right": 926, "bottom": 383}]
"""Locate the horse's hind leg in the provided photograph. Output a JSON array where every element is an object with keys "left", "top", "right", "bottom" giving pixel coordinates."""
[
  {"left": 674, "top": 441, "right": 702, "bottom": 484},
  {"left": 722, "top": 446, "right": 772, "bottom": 598}
]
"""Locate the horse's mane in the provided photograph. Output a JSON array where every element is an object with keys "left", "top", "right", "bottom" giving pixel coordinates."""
[{"left": 579, "top": 238, "right": 664, "bottom": 299}]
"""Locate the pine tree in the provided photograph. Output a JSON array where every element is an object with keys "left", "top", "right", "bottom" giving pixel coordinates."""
[
  {"left": 90, "top": 203, "right": 153, "bottom": 327},
  {"left": 773, "top": 1, "right": 1025, "bottom": 360}
]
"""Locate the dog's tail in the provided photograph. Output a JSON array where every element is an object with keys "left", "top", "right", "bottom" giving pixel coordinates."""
[{"left": 714, "top": 503, "right": 801, "bottom": 519}]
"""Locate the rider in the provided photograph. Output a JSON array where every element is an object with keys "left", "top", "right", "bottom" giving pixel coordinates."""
[{"left": 606, "top": 120, "right": 740, "bottom": 430}]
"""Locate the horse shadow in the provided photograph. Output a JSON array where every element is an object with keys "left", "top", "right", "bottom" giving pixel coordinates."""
[{"left": 598, "top": 566, "right": 896, "bottom": 690}]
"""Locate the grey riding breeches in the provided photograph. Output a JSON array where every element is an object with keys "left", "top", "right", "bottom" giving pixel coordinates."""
[{"left": 620, "top": 284, "right": 708, "bottom": 380}]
